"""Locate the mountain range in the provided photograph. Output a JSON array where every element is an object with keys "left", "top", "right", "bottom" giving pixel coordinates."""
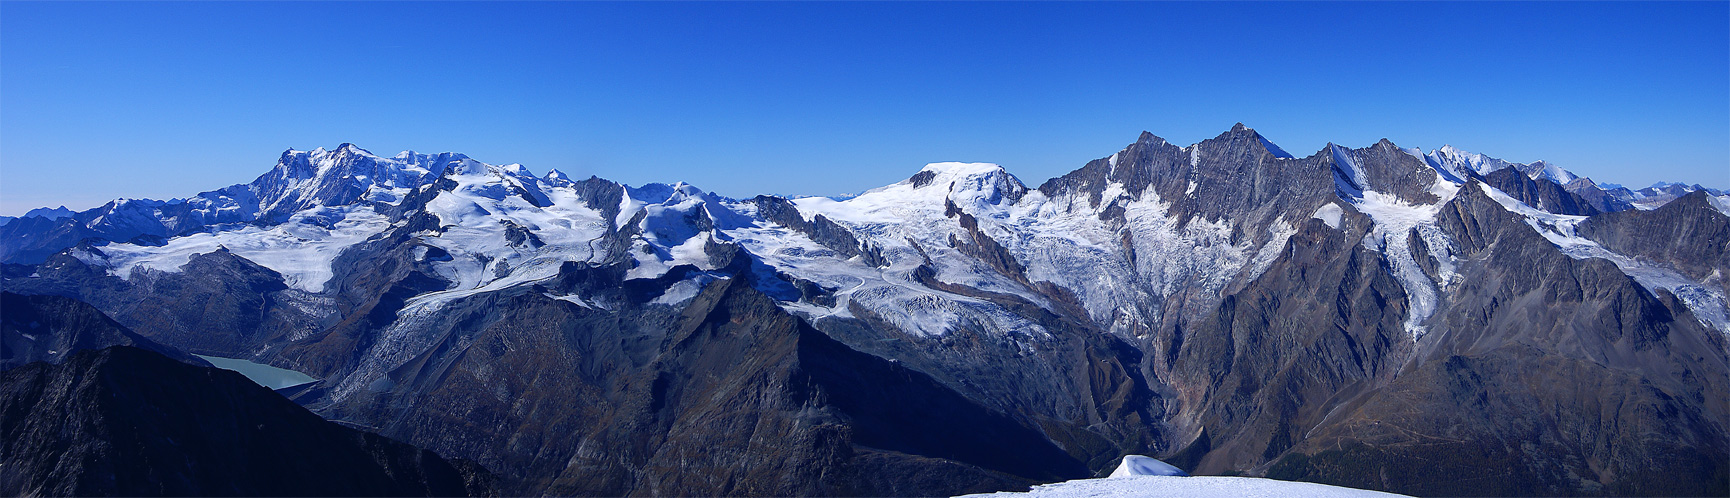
[{"left": 2, "top": 124, "right": 1726, "bottom": 496}]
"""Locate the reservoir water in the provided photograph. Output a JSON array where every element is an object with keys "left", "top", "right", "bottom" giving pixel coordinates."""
[{"left": 195, "top": 354, "right": 318, "bottom": 390}]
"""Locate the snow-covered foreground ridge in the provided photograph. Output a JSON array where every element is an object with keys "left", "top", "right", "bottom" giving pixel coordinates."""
[
  {"left": 958, "top": 456, "right": 1409, "bottom": 498},
  {"left": 956, "top": 475, "right": 1412, "bottom": 498}
]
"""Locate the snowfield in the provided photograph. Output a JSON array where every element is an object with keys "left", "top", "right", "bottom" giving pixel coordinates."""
[
  {"left": 1108, "top": 455, "right": 1187, "bottom": 477},
  {"left": 96, "top": 205, "right": 392, "bottom": 293},
  {"left": 956, "top": 475, "right": 1412, "bottom": 498},
  {"left": 959, "top": 455, "right": 1407, "bottom": 498}
]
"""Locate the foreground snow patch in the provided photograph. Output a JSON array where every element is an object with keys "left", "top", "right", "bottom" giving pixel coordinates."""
[
  {"left": 956, "top": 475, "right": 1410, "bottom": 498},
  {"left": 962, "top": 456, "right": 1405, "bottom": 498},
  {"left": 1109, "top": 455, "right": 1186, "bottom": 477}
]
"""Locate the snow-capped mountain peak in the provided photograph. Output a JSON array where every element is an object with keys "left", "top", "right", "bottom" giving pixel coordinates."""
[
  {"left": 441, "top": 157, "right": 498, "bottom": 177},
  {"left": 915, "top": 160, "right": 1008, "bottom": 179},
  {"left": 1422, "top": 144, "right": 1578, "bottom": 185},
  {"left": 1134, "top": 130, "right": 1170, "bottom": 147},
  {"left": 1328, "top": 142, "right": 1368, "bottom": 196},
  {"left": 21, "top": 206, "right": 74, "bottom": 220},
  {"left": 906, "top": 162, "right": 1027, "bottom": 207},
  {"left": 543, "top": 168, "right": 574, "bottom": 186},
  {"left": 1425, "top": 144, "right": 1502, "bottom": 180},
  {"left": 1224, "top": 123, "right": 1295, "bottom": 159},
  {"left": 626, "top": 181, "right": 721, "bottom": 207},
  {"left": 1526, "top": 160, "right": 1578, "bottom": 185}
]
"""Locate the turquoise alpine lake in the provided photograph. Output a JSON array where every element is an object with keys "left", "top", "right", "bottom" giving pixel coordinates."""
[{"left": 194, "top": 355, "right": 317, "bottom": 390}]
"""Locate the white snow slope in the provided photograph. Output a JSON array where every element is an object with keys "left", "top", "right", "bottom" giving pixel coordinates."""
[
  {"left": 97, "top": 204, "right": 391, "bottom": 293},
  {"left": 1108, "top": 455, "right": 1187, "bottom": 477},
  {"left": 962, "top": 457, "right": 1403, "bottom": 498},
  {"left": 957, "top": 476, "right": 1410, "bottom": 498}
]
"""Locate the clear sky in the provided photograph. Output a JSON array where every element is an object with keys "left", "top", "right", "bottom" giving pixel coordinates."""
[{"left": 2, "top": 1, "right": 1726, "bottom": 215}]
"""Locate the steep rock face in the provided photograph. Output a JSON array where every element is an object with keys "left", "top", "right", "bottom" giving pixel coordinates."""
[
  {"left": 0, "top": 346, "right": 489, "bottom": 497},
  {"left": 91, "top": 249, "right": 304, "bottom": 354},
  {"left": 0, "top": 292, "right": 206, "bottom": 369},
  {"left": 1330, "top": 139, "right": 1441, "bottom": 205},
  {"left": 250, "top": 145, "right": 468, "bottom": 222},
  {"left": 751, "top": 195, "right": 861, "bottom": 258},
  {"left": 1563, "top": 178, "right": 1636, "bottom": 214},
  {"left": 1040, "top": 124, "right": 1331, "bottom": 239},
  {"left": 293, "top": 260, "right": 678, "bottom": 493},
  {"left": 1264, "top": 182, "right": 1730, "bottom": 496},
  {"left": 812, "top": 269, "right": 1162, "bottom": 475},
  {"left": 306, "top": 271, "right": 1088, "bottom": 496},
  {"left": 1578, "top": 190, "right": 1730, "bottom": 290},
  {"left": 1159, "top": 212, "right": 1412, "bottom": 474},
  {"left": 554, "top": 277, "right": 1086, "bottom": 496},
  {"left": 271, "top": 212, "right": 456, "bottom": 379},
  {"left": 999, "top": 124, "right": 1340, "bottom": 349},
  {"left": 7, "top": 248, "right": 328, "bottom": 361},
  {"left": 1481, "top": 167, "right": 1599, "bottom": 216},
  {"left": 728, "top": 159, "right": 1174, "bottom": 474}
]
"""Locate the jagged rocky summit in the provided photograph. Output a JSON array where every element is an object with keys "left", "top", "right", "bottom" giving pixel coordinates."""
[{"left": 2, "top": 124, "right": 1726, "bottom": 497}]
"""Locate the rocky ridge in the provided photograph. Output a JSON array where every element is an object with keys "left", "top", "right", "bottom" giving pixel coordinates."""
[{"left": 1, "top": 346, "right": 491, "bottom": 496}]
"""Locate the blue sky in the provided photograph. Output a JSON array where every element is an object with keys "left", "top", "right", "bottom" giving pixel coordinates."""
[{"left": 3, "top": 1, "right": 1726, "bottom": 215}]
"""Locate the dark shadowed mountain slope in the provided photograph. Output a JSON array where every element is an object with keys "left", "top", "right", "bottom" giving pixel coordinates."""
[
  {"left": 1480, "top": 167, "right": 1600, "bottom": 216},
  {"left": 1563, "top": 178, "right": 1637, "bottom": 214},
  {"left": 555, "top": 275, "right": 1090, "bottom": 496},
  {"left": 1157, "top": 212, "right": 1413, "bottom": 476},
  {"left": 1264, "top": 182, "right": 1730, "bottom": 496},
  {"left": 1, "top": 291, "right": 206, "bottom": 370},
  {"left": 0, "top": 346, "right": 490, "bottom": 497},
  {"left": 305, "top": 266, "right": 1090, "bottom": 497},
  {"left": 7, "top": 247, "right": 331, "bottom": 362},
  {"left": 1578, "top": 190, "right": 1730, "bottom": 290}
]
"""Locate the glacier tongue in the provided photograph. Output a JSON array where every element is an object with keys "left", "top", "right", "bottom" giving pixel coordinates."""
[
  {"left": 1332, "top": 144, "right": 1464, "bottom": 338},
  {"left": 1349, "top": 187, "right": 1461, "bottom": 338}
]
